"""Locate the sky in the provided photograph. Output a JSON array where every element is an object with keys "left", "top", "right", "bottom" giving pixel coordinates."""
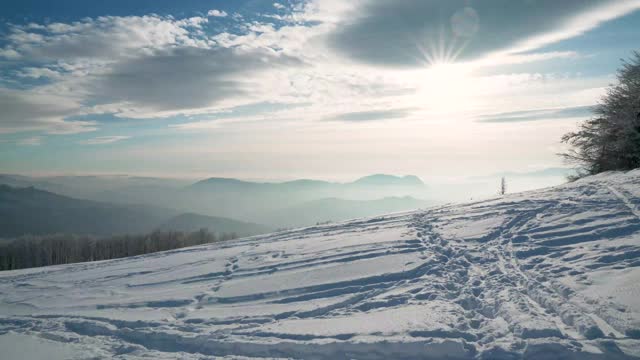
[{"left": 1, "top": 0, "right": 639, "bottom": 189}]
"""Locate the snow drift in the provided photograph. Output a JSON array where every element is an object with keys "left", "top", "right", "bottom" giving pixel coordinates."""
[{"left": 2, "top": 170, "right": 640, "bottom": 359}]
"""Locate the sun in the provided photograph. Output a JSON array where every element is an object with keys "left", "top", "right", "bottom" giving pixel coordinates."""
[
  {"left": 428, "top": 62, "right": 466, "bottom": 80},
  {"left": 418, "top": 62, "right": 475, "bottom": 113}
]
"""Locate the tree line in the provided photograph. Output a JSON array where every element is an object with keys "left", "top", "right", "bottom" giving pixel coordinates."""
[
  {"left": 0, "top": 229, "right": 237, "bottom": 271},
  {"left": 562, "top": 51, "right": 640, "bottom": 178}
]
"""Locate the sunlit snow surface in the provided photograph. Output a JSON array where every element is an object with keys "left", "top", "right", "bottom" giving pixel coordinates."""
[{"left": 2, "top": 170, "right": 640, "bottom": 359}]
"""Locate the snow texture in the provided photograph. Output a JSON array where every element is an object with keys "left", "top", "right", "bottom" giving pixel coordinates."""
[{"left": 2, "top": 170, "right": 640, "bottom": 359}]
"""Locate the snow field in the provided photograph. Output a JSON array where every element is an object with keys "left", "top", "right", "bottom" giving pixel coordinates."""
[{"left": 2, "top": 170, "right": 640, "bottom": 359}]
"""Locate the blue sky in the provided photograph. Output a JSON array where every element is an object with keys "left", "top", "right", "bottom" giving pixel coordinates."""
[{"left": 1, "top": 0, "right": 639, "bottom": 184}]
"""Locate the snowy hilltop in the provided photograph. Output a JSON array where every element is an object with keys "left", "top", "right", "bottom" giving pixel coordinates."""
[{"left": 1, "top": 170, "right": 640, "bottom": 359}]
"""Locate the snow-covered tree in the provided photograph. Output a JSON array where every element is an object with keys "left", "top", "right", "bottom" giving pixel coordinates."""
[{"left": 562, "top": 51, "right": 640, "bottom": 178}]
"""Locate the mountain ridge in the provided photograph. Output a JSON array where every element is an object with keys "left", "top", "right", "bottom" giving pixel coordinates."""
[
  {"left": 191, "top": 173, "right": 426, "bottom": 189},
  {"left": 158, "top": 213, "right": 272, "bottom": 236},
  {"left": 0, "top": 185, "right": 270, "bottom": 238},
  {"left": 0, "top": 174, "right": 432, "bottom": 229}
]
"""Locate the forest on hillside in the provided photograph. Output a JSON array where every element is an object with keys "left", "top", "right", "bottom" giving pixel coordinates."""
[{"left": 0, "top": 229, "right": 237, "bottom": 271}]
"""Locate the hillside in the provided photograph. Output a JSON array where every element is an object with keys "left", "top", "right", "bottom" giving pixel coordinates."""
[
  {"left": 0, "top": 174, "right": 190, "bottom": 200},
  {"left": 1, "top": 170, "right": 640, "bottom": 358},
  {"left": 0, "top": 185, "right": 176, "bottom": 237},
  {"left": 0, "top": 185, "right": 269, "bottom": 238},
  {"left": 158, "top": 213, "right": 272, "bottom": 236}
]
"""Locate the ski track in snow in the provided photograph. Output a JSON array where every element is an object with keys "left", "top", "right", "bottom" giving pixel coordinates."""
[
  {"left": 608, "top": 185, "right": 640, "bottom": 221},
  {"left": 2, "top": 170, "right": 640, "bottom": 359}
]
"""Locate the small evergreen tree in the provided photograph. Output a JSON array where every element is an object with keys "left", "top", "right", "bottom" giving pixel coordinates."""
[{"left": 499, "top": 177, "right": 507, "bottom": 196}]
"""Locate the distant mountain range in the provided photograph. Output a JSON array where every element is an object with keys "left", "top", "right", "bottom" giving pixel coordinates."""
[
  {"left": 0, "top": 185, "right": 173, "bottom": 237},
  {"left": 0, "top": 174, "right": 433, "bottom": 231},
  {"left": 187, "top": 174, "right": 427, "bottom": 216},
  {"left": 0, "top": 185, "right": 270, "bottom": 238},
  {"left": 350, "top": 174, "right": 424, "bottom": 187},
  {"left": 190, "top": 174, "right": 425, "bottom": 193}
]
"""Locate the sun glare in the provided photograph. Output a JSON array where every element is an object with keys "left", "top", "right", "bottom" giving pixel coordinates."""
[{"left": 419, "top": 62, "right": 474, "bottom": 113}]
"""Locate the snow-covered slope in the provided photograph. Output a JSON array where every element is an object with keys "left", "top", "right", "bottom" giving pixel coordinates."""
[{"left": 2, "top": 170, "right": 640, "bottom": 359}]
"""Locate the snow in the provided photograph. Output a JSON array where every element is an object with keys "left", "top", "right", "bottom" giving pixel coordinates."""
[
  {"left": 0, "top": 332, "right": 83, "bottom": 359},
  {"left": 2, "top": 170, "right": 640, "bottom": 359}
]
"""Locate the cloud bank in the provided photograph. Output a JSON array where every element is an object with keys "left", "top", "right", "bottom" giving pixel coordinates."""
[
  {"left": 79, "top": 136, "right": 131, "bottom": 145},
  {"left": 0, "top": 0, "right": 637, "bottom": 139},
  {"left": 328, "top": 0, "right": 640, "bottom": 67},
  {"left": 0, "top": 13, "right": 304, "bottom": 132},
  {"left": 329, "top": 109, "right": 413, "bottom": 122},
  {"left": 477, "top": 105, "right": 594, "bottom": 123},
  {"left": 0, "top": 89, "right": 95, "bottom": 134}
]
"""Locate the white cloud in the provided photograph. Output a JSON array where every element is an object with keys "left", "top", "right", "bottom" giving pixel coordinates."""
[
  {"left": 79, "top": 136, "right": 131, "bottom": 145},
  {"left": 0, "top": 13, "right": 306, "bottom": 130},
  {"left": 326, "top": 0, "right": 640, "bottom": 67},
  {"left": 14, "top": 67, "right": 62, "bottom": 79},
  {"left": 89, "top": 46, "right": 303, "bottom": 118},
  {"left": 0, "top": 88, "right": 96, "bottom": 134},
  {"left": 472, "top": 51, "right": 581, "bottom": 68},
  {"left": 207, "top": 9, "right": 228, "bottom": 17},
  {"left": 273, "top": 3, "right": 286, "bottom": 10},
  {"left": 5, "top": 15, "right": 210, "bottom": 62},
  {"left": 18, "top": 136, "right": 43, "bottom": 146},
  {"left": 175, "top": 16, "right": 209, "bottom": 29},
  {"left": 509, "top": 0, "right": 640, "bottom": 55},
  {"left": 0, "top": 48, "right": 20, "bottom": 59}
]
